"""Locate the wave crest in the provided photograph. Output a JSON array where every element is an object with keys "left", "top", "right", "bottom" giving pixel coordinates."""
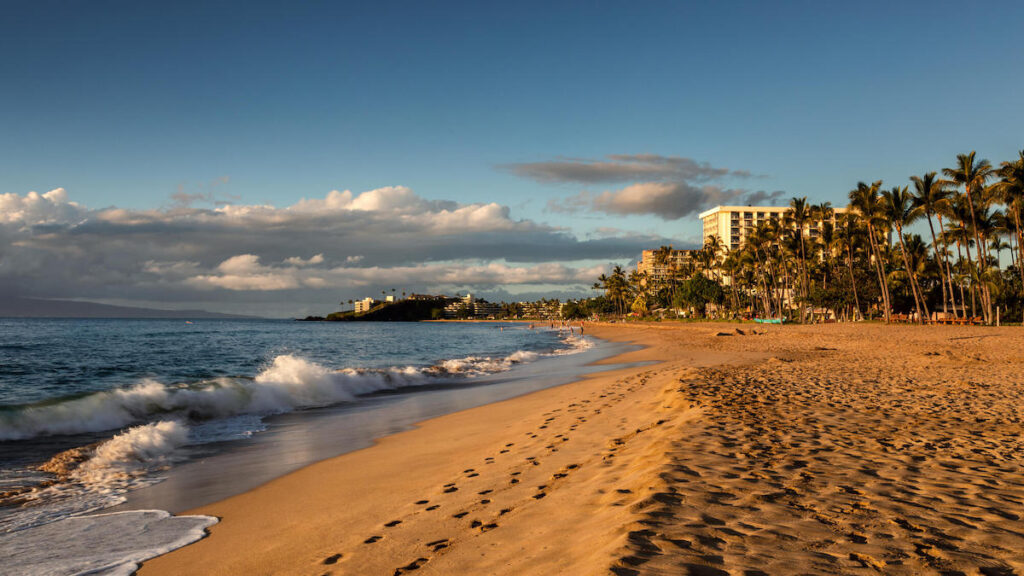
[
  {"left": 0, "top": 334, "right": 593, "bottom": 442},
  {"left": 74, "top": 421, "right": 189, "bottom": 484}
]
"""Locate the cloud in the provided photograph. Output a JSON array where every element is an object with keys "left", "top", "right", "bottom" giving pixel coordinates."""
[
  {"left": 504, "top": 153, "right": 779, "bottom": 221},
  {"left": 284, "top": 254, "right": 325, "bottom": 267},
  {"left": 0, "top": 187, "right": 679, "bottom": 315},
  {"left": 157, "top": 254, "right": 605, "bottom": 292},
  {"left": 548, "top": 183, "right": 785, "bottom": 220},
  {"left": 501, "top": 154, "right": 758, "bottom": 185},
  {"left": 0, "top": 188, "right": 88, "bottom": 228}
]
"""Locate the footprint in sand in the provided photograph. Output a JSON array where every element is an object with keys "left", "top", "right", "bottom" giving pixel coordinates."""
[
  {"left": 364, "top": 535, "right": 382, "bottom": 544},
  {"left": 322, "top": 553, "right": 342, "bottom": 565},
  {"left": 393, "top": 557, "right": 429, "bottom": 574},
  {"left": 426, "top": 538, "right": 449, "bottom": 551},
  {"left": 384, "top": 520, "right": 402, "bottom": 527}
]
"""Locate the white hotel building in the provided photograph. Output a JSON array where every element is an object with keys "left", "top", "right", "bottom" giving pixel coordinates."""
[{"left": 699, "top": 205, "right": 847, "bottom": 252}]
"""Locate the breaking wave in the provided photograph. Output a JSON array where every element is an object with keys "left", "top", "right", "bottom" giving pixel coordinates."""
[
  {"left": 0, "top": 335, "right": 593, "bottom": 442},
  {"left": 73, "top": 421, "right": 190, "bottom": 485}
]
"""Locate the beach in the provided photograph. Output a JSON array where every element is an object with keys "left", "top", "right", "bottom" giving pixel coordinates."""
[{"left": 140, "top": 322, "right": 1024, "bottom": 575}]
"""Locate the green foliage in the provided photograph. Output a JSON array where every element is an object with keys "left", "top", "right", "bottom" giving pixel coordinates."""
[
  {"left": 560, "top": 300, "right": 588, "bottom": 319},
  {"left": 674, "top": 274, "right": 724, "bottom": 317}
]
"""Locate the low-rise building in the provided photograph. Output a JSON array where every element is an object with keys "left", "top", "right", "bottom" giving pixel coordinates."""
[
  {"left": 354, "top": 297, "right": 378, "bottom": 313},
  {"left": 444, "top": 294, "right": 502, "bottom": 319},
  {"left": 519, "top": 300, "right": 561, "bottom": 319}
]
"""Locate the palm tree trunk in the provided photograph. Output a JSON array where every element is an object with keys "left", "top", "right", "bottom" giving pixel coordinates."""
[
  {"left": 895, "top": 225, "right": 927, "bottom": 323},
  {"left": 1014, "top": 208, "right": 1024, "bottom": 287},
  {"left": 937, "top": 216, "right": 962, "bottom": 317},
  {"left": 963, "top": 183, "right": 992, "bottom": 324},
  {"left": 924, "top": 212, "right": 950, "bottom": 317},
  {"left": 962, "top": 239, "right": 979, "bottom": 319},
  {"left": 798, "top": 233, "right": 809, "bottom": 322},
  {"left": 866, "top": 224, "right": 891, "bottom": 322},
  {"left": 846, "top": 244, "right": 862, "bottom": 320}
]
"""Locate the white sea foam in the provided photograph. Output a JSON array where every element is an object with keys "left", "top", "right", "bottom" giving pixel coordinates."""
[
  {"left": 74, "top": 420, "right": 189, "bottom": 485},
  {"left": 0, "top": 333, "right": 593, "bottom": 442},
  {"left": 0, "top": 421, "right": 193, "bottom": 534},
  {"left": 0, "top": 509, "right": 216, "bottom": 576}
]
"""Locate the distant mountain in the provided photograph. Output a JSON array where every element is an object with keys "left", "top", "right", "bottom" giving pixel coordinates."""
[{"left": 0, "top": 297, "right": 256, "bottom": 319}]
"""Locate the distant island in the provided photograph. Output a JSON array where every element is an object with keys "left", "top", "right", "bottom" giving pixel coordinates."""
[{"left": 0, "top": 297, "right": 255, "bottom": 319}]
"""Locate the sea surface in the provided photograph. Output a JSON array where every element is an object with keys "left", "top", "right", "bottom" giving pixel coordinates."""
[{"left": 0, "top": 318, "right": 621, "bottom": 575}]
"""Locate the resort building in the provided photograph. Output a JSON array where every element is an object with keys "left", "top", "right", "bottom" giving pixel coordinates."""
[
  {"left": 519, "top": 300, "right": 561, "bottom": 319},
  {"left": 354, "top": 297, "right": 377, "bottom": 313},
  {"left": 444, "top": 293, "right": 502, "bottom": 319},
  {"left": 636, "top": 249, "right": 696, "bottom": 284},
  {"left": 699, "top": 205, "right": 847, "bottom": 252}
]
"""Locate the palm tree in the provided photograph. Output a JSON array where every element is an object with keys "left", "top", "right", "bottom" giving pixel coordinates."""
[
  {"left": 834, "top": 212, "right": 864, "bottom": 320},
  {"left": 704, "top": 235, "right": 724, "bottom": 281},
  {"left": 652, "top": 245, "right": 677, "bottom": 299},
  {"left": 849, "top": 181, "right": 892, "bottom": 322},
  {"left": 883, "top": 185, "right": 928, "bottom": 322},
  {"left": 942, "top": 152, "right": 995, "bottom": 322},
  {"left": 787, "top": 197, "right": 812, "bottom": 315},
  {"left": 911, "top": 172, "right": 955, "bottom": 317},
  {"left": 594, "top": 265, "right": 630, "bottom": 316},
  {"left": 994, "top": 150, "right": 1024, "bottom": 286}
]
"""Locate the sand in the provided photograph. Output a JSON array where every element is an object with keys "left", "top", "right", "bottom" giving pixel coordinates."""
[{"left": 141, "top": 323, "right": 1024, "bottom": 576}]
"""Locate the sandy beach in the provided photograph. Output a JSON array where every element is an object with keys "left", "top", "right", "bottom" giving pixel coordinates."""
[{"left": 140, "top": 323, "right": 1024, "bottom": 576}]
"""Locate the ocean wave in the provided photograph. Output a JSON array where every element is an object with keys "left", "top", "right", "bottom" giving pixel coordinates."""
[
  {"left": 1, "top": 421, "right": 193, "bottom": 534},
  {"left": 73, "top": 421, "right": 189, "bottom": 484},
  {"left": 0, "top": 334, "right": 592, "bottom": 442}
]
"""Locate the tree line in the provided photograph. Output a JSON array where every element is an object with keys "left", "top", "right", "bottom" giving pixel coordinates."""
[{"left": 594, "top": 150, "right": 1024, "bottom": 324}]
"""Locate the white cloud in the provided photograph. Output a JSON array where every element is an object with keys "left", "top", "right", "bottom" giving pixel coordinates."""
[
  {"left": 0, "top": 188, "right": 88, "bottom": 228},
  {"left": 284, "top": 254, "right": 325, "bottom": 267},
  {"left": 0, "top": 186, "right": 675, "bottom": 314},
  {"left": 162, "top": 254, "right": 604, "bottom": 292}
]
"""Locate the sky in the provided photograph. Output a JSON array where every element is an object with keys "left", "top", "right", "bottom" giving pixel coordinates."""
[{"left": 2, "top": 0, "right": 1023, "bottom": 317}]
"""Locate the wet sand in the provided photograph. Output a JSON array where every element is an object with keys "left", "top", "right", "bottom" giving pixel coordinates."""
[{"left": 141, "top": 322, "right": 1024, "bottom": 575}]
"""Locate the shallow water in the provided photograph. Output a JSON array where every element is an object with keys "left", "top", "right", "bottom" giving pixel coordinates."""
[{"left": 0, "top": 319, "right": 621, "bottom": 575}]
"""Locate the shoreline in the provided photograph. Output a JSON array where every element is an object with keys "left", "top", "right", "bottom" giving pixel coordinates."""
[
  {"left": 140, "top": 322, "right": 738, "bottom": 575},
  {"left": 141, "top": 322, "right": 1024, "bottom": 575},
  {"left": 113, "top": 330, "right": 625, "bottom": 516}
]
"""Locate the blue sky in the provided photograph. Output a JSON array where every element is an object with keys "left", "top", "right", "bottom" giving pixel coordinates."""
[{"left": 2, "top": 1, "right": 1023, "bottom": 315}]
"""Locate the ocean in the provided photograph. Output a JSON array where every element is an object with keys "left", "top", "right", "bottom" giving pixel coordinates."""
[{"left": 0, "top": 318, "right": 619, "bottom": 575}]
